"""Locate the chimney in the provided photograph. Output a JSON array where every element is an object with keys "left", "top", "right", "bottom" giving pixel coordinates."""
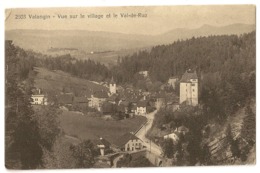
[{"left": 38, "top": 88, "right": 41, "bottom": 94}]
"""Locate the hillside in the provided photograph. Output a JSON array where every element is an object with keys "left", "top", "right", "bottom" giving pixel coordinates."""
[
  {"left": 6, "top": 23, "right": 255, "bottom": 65},
  {"left": 34, "top": 67, "right": 108, "bottom": 95}
]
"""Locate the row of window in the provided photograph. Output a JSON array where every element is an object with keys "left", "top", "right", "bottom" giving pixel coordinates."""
[{"left": 186, "top": 89, "right": 196, "bottom": 92}]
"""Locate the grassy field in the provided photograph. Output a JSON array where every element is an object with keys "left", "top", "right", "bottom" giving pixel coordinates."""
[
  {"left": 34, "top": 67, "right": 108, "bottom": 94},
  {"left": 59, "top": 111, "right": 147, "bottom": 144}
]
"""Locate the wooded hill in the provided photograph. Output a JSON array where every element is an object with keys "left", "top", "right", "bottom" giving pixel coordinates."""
[{"left": 113, "top": 32, "right": 255, "bottom": 120}]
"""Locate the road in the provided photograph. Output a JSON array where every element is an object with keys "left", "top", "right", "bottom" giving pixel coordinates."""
[{"left": 135, "top": 110, "right": 163, "bottom": 156}]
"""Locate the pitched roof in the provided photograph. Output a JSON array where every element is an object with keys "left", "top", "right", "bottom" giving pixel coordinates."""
[
  {"left": 107, "top": 94, "right": 117, "bottom": 101},
  {"left": 180, "top": 69, "right": 198, "bottom": 83},
  {"left": 93, "top": 91, "right": 109, "bottom": 98},
  {"left": 120, "top": 101, "right": 130, "bottom": 107},
  {"left": 110, "top": 76, "right": 116, "bottom": 85},
  {"left": 32, "top": 88, "right": 46, "bottom": 95},
  {"left": 137, "top": 101, "right": 147, "bottom": 107},
  {"left": 114, "top": 133, "right": 141, "bottom": 147},
  {"left": 102, "top": 102, "right": 115, "bottom": 113},
  {"left": 178, "top": 125, "right": 189, "bottom": 133},
  {"left": 80, "top": 90, "right": 92, "bottom": 98},
  {"left": 93, "top": 137, "right": 111, "bottom": 147}
]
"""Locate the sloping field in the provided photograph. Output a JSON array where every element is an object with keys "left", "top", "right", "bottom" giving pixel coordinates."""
[
  {"left": 34, "top": 67, "right": 108, "bottom": 93},
  {"left": 59, "top": 111, "right": 146, "bottom": 145}
]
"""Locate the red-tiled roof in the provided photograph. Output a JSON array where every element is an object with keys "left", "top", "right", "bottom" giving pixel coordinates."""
[{"left": 180, "top": 70, "right": 198, "bottom": 83}]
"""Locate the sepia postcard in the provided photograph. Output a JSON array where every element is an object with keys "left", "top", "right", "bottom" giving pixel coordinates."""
[{"left": 5, "top": 5, "right": 256, "bottom": 169}]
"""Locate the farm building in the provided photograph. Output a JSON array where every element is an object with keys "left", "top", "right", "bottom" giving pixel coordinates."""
[
  {"left": 114, "top": 133, "right": 144, "bottom": 152},
  {"left": 93, "top": 137, "right": 111, "bottom": 156}
]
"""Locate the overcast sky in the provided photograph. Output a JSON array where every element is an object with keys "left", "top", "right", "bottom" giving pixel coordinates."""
[{"left": 5, "top": 5, "right": 255, "bottom": 35}]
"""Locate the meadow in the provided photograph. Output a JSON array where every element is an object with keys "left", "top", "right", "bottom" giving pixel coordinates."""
[
  {"left": 59, "top": 111, "right": 147, "bottom": 145},
  {"left": 34, "top": 67, "right": 108, "bottom": 94}
]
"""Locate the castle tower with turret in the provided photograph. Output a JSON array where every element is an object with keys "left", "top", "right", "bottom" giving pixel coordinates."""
[
  {"left": 109, "top": 76, "right": 116, "bottom": 94},
  {"left": 179, "top": 69, "right": 198, "bottom": 106}
]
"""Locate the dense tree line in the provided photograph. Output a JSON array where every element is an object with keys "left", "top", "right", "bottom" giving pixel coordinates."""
[
  {"left": 114, "top": 32, "right": 255, "bottom": 120},
  {"left": 34, "top": 54, "right": 111, "bottom": 82},
  {"left": 158, "top": 107, "right": 209, "bottom": 165},
  {"left": 5, "top": 41, "right": 60, "bottom": 169}
]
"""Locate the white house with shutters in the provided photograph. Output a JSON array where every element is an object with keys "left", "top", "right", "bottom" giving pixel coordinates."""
[{"left": 31, "top": 89, "right": 48, "bottom": 105}]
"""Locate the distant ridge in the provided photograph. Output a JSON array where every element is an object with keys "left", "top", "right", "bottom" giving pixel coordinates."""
[{"left": 5, "top": 23, "right": 255, "bottom": 64}]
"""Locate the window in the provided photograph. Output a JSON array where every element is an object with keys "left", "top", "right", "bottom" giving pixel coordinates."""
[
  {"left": 191, "top": 83, "right": 195, "bottom": 86},
  {"left": 193, "top": 89, "right": 195, "bottom": 92}
]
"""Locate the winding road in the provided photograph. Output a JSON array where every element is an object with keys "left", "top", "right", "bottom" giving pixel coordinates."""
[
  {"left": 135, "top": 110, "right": 163, "bottom": 156},
  {"left": 111, "top": 109, "right": 163, "bottom": 168}
]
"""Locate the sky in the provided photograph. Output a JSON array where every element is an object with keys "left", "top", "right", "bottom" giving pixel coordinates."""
[{"left": 5, "top": 5, "right": 256, "bottom": 35}]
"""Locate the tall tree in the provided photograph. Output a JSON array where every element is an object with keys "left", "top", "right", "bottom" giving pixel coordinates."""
[
  {"left": 70, "top": 140, "right": 97, "bottom": 168},
  {"left": 5, "top": 40, "right": 43, "bottom": 169}
]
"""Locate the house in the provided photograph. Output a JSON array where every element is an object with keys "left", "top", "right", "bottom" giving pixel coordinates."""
[
  {"left": 138, "top": 71, "right": 149, "bottom": 77},
  {"left": 114, "top": 133, "right": 144, "bottom": 152},
  {"left": 88, "top": 90, "right": 109, "bottom": 111},
  {"left": 135, "top": 101, "right": 147, "bottom": 115},
  {"left": 73, "top": 97, "right": 88, "bottom": 106},
  {"left": 155, "top": 92, "right": 166, "bottom": 109},
  {"left": 93, "top": 137, "right": 111, "bottom": 156},
  {"left": 168, "top": 77, "right": 178, "bottom": 89},
  {"left": 107, "top": 94, "right": 118, "bottom": 104},
  {"left": 179, "top": 69, "right": 198, "bottom": 106},
  {"left": 118, "top": 101, "right": 130, "bottom": 115},
  {"left": 31, "top": 88, "right": 48, "bottom": 105},
  {"left": 164, "top": 132, "right": 180, "bottom": 144}
]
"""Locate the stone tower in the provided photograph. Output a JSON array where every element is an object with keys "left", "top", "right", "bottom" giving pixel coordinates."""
[
  {"left": 109, "top": 76, "right": 116, "bottom": 94},
  {"left": 179, "top": 69, "right": 198, "bottom": 106}
]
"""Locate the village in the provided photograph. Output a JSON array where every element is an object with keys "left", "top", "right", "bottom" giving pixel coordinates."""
[{"left": 30, "top": 68, "right": 199, "bottom": 167}]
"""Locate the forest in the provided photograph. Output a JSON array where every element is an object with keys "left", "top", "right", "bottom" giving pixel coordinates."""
[{"left": 114, "top": 32, "right": 255, "bottom": 120}]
